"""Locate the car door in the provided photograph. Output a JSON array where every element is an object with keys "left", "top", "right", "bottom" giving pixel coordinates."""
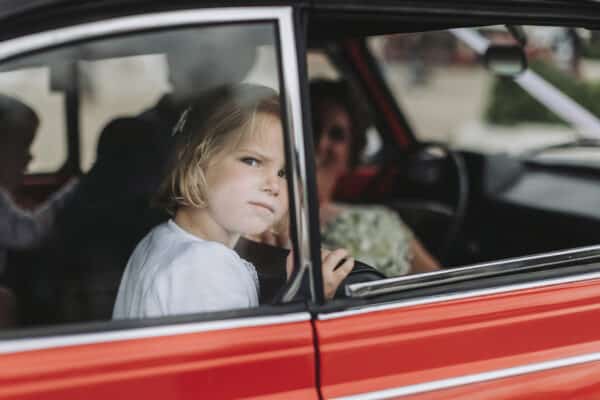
[
  {"left": 0, "top": 5, "right": 319, "bottom": 399},
  {"left": 306, "top": 2, "right": 600, "bottom": 398},
  {"left": 315, "top": 254, "right": 600, "bottom": 399}
]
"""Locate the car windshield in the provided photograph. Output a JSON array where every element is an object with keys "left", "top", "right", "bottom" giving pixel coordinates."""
[{"left": 369, "top": 25, "right": 600, "bottom": 161}]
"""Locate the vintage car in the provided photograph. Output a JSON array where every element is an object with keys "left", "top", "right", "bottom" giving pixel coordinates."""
[{"left": 2, "top": 0, "right": 600, "bottom": 398}]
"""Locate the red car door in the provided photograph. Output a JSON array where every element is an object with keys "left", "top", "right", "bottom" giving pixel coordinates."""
[
  {"left": 0, "top": 5, "right": 319, "bottom": 400},
  {"left": 316, "top": 262, "right": 600, "bottom": 399},
  {"left": 0, "top": 310, "right": 317, "bottom": 400}
]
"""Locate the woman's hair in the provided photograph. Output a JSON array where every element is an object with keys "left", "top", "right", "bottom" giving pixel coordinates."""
[
  {"left": 156, "top": 83, "right": 281, "bottom": 215},
  {"left": 309, "top": 79, "right": 367, "bottom": 168}
]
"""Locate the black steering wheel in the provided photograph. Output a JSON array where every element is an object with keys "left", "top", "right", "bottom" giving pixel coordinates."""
[
  {"left": 382, "top": 142, "right": 470, "bottom": 263},
  {"left": 237, "top": 238, "right": 388, "bottom": 301},
  {"left": 334, "top": 260, "right": 387, "bottom": 298}
]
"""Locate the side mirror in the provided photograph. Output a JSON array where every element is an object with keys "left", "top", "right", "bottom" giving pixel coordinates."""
[{"left": 484, "top": 44, "right": 527, "bottom": 77}]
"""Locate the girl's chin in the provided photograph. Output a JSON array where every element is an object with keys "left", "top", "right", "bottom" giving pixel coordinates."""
[{"left": 238, "top": 223, "right": 273, "bottom": 237}]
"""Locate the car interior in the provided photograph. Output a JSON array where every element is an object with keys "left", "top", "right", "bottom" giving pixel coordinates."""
[{"left": 2, "top": 12, "right": 600, "bottom": 329}]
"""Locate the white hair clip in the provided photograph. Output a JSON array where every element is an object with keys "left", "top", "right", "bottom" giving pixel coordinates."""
[{"left": 171, "top": 107, "right": 191, "bottom": 137}]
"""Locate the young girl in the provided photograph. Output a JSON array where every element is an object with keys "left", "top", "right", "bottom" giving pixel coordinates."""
[{"left": 113, "top": 84, "right": 353, "bottom": 319}]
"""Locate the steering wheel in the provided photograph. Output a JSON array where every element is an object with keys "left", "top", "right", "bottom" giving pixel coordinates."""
[
  {"left": 334, "top": 260, "right": 387, "bottom": 298},
  {"left": 239, "top": 237, "right": 388, "bottom": 301},
  {"left": 384, "top": 142, "right": 470, "bottom": 263}
]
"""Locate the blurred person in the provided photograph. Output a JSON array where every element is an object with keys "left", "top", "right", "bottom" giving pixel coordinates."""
[
  {"left": 0, "top": 95, "right": 78, "bottom": 274},
  {"left": 0, "top": 95, "right": 76, "bottom": 326},
  {"left": 310, "top": 79, "right": 440, "bottom": 276}
]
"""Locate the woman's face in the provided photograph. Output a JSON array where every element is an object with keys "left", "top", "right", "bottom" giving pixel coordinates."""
[{"left": 315, "top": 103, "right": 353, "bottom": 180}]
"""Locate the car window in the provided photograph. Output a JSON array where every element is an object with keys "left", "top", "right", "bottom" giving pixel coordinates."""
[
  {"left": 0, "top": 16, "right": 296, "bottom": 332},
  {"left": 306, "top": 23, "right": 600, "bottom": 299}
]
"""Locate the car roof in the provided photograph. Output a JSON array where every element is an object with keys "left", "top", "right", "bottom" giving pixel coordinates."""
[{"left": 0, "top": 0, "right": 599, "bottom": 41}]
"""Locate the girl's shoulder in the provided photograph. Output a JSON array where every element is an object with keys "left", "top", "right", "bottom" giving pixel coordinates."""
[
  {"left": 134, "top": 221, "right": 237, "bottom": 271},
  {"left": 139, "top": 220, "right": 256, "bottom": 283},
  {"left": 153, "top": 233, "right": 259, "bottom": 296}
]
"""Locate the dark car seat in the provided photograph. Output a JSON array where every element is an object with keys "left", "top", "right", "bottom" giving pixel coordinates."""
[{"left": 12, "top": 116, "right": 172, "bottom": 325}]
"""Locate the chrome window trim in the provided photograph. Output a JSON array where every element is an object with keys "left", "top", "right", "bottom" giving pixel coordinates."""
[
  {"left": 320, "top": 269, "right": 600, "bottom": 320},
  {"left": 276, "top": 9, "right": 316, "bottom": 302},
  {"left": 346, "top": 244, "right": 600, "bottom": 298},
  {"left": 0, "top": 7, "right": 288, "bottom": 61},
  {"left": 0, "top": 312, "right": 311, "bottom": 354},
  {"left": 331, "top": 350, "right": 600, "bottom": 399}
]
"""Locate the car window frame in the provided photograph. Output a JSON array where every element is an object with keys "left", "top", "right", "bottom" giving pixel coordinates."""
[
  {"left": 0, "top": 5, "right": 317, "bottom": 346},
  {"left": 305, "top": 15, "right": 600, "bottom": 314}
]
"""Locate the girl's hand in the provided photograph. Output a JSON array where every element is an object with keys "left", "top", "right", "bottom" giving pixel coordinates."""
[
  {"left": 321, "top": 248, "right": 354, "bottom": 299},
  {"left": 285, "top": 248, "right": 354, "bottom": 299}
]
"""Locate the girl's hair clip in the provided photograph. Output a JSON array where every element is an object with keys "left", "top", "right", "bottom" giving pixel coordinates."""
[{"left": 172, "top": 107, "right": 192, "bottom": 137}]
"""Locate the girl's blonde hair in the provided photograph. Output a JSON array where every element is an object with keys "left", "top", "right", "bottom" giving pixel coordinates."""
[{"left": 156, "top": 84, "right": 281, "bottom": 215}]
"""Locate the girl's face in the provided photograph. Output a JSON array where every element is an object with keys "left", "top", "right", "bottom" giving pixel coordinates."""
[{"left": 202, "top": 113, "right": 288, "bottom": 241}]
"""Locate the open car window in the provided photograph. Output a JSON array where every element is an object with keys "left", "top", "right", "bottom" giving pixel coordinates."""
[{"left": 307, "top": 22, "right": 600, "bottom": 304}]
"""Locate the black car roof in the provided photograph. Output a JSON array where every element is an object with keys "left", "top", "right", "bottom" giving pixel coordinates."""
[{"left": 1, "top": 0, "right": 600, "bottom": 41}]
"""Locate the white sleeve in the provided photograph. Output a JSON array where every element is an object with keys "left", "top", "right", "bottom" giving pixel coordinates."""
[{"left": 145, "top": 242, "right": 257, "bottom": 316}]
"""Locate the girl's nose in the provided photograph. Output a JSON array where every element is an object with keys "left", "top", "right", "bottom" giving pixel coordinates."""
[{"left": 263, "top": 172, "right": 281, "bottom": 196}]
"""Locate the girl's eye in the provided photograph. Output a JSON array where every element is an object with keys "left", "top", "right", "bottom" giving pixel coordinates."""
[
  {"left": 277, "top": 168, "right": 286, "bottom": 178},
  {"left": 241, "top": 157, "right": 260, "bottom": 167}
]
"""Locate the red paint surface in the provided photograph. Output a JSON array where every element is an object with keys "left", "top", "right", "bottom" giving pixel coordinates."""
[
  {"left": 0, "top": 320, "right": 317, "bottom": 400},
  {"left": 402, "top": 360, "right": 600, "bottom": 399},
  {"left": 316, "top": 278, "right": 600, "bottom": 399}
]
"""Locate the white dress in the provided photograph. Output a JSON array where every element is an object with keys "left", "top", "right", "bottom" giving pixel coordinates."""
[{"left": 113, "top": 220, "right": 259, "bottom": 319}]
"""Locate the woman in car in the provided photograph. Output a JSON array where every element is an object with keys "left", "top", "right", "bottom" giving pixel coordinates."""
[{"left": 310, "top": 79, "right": 440, "bottom": 276}]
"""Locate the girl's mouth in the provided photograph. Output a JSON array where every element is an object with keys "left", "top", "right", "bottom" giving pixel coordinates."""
[{"left": 249, "top": 201, "right": 275, "bottom": 214}]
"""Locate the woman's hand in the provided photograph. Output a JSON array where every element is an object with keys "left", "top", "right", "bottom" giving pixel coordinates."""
[{"left": 321, "top": 248, "right": 354, "bottom": 299}]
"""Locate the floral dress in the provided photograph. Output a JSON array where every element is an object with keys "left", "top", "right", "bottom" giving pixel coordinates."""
[{"left": 321, "top": 204, "right": 414, "bottom": 277}]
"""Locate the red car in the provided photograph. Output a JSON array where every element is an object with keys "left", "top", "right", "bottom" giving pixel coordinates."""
[{"left": 2, "top": 1, "right": 600, "bottom": 399}]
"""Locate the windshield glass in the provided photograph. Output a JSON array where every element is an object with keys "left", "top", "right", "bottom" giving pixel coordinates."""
[{"left": 369, "top": 25, "right": 600, "bottom": 157}]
